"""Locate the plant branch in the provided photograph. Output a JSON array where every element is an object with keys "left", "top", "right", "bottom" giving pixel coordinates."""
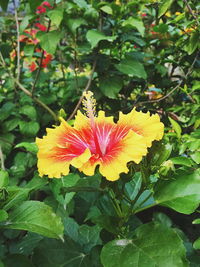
[
  {"left": 0, "top": 51, "right": 58, "bottom": 122},
  {"left": 67, "top": 59, "right": 97, "bottom": 121},
  {"left": 0, "top": 145, "right": 5, "bottom": 170},
  {"left": 183, "top": 0, "right": 199, "bottom": 26},
  {"left": 31, "top": 19, "right": 51, "bottom": 94},
  {"left": 134, "top": 202, "right": 157, "bottom": 214},
  {"left": 15, "top": 80, "right": 59, "bottom": 122},
  {"left": 136, "top": 51, "right": 199, "bottom": 106},
  {"left": 13, "top": 0, "right": 21, "bottom": 81}
]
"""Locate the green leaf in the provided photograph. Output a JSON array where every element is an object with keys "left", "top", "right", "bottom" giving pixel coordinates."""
[
  {"left": 32, "top": 238, "right": 91, "bottom": 266},
  {"left": 86, "top": 29, "right": 117, "bottom": 49},
  {"left": 99, "top": 76, "right": 123, "bottom": 99},
  {"left": 0, "top": 170, "right": 9, "bottom": 188},
  {"left": 19, "top": 121, "right": 39, "bottom": 136},
  {"left": 4, "top": 201, "right": 64, "bottom": 239},
  {"left": 101, "top": 222, "right": 188, "bottom": 267},
  {"left": 100, "top": 5, "right": 113, "bottom": 15},
  {"left": 66, "top": 18, "right": 87, "bottom": 33},
  {"left": 148, "top": 143, "right": 172, "bottom": 166},
  {"left": 169, "top": 117, "right": 182, "bottom": 138},
  {"left": 116, "top": 57, "right": 147, "bottom": 79},
  {"left": 48, "top": 8, "right": 64, "bottom": 27},
  {"left": 28, "top": 0, "right": 43, "bottom": 10},
  {"left": 0, "top": 0, "right": 9, "bottom": 11},
  {"left": 37, "top": 31, "right": 62, "bottom": 54},
  {"left": 124, "top": 173, "right": 142, "bottom": 201},
  {"left": 0, "top": 102, "right": 15, "bottom": 121},
  {"left": 78, "top": 224, "right": 102, "bottom": 252},
  {"left": 193, "top": 218, "right": 200, "bottom": 224},
  {"left": 154, "top": 170, "right": 200, "bottom": 214},
  {"left": 193, "top": 238, "right": 200, "bottom": 250},
  {"left": 122, "top": 17, "right": 145, "bottom": 36},
  {"left": 19, "top": 15, "right": 33, "bottom": 33},
  {"left": 72, "top": 0, "right": 88, "bottom": 9},
  {"left": 4, "top": 118, "right": 20, "bottom": 131},
  {"left": 185, "top": 31, "right": 199, "bottom": 55},
  {"left": 0, "top": 210, "right": 8, "bottom": 222},
  {"left": 15, "top": 142, "right": 38, "bottom": 153},
  {"left": 9, "top": 232, "right": 43, "bottom": 256},
  {"left": 20, "top": 105, "right": 37, "bottom": 120},
  {"left": 3, "top": 255, "right": 34, "bottom": 267},
  {"left": 3, "top": 187, "right": 31, "bottom": 211},
  {"left": 170, "top": 156, "right": 194, "bottom": 167},
  {"left": 158, "top": 0, "right": 174, "bottom": 18}
]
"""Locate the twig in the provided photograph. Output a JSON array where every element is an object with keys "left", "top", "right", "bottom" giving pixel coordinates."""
[
  {"left": 67, "top": 59, "right": 97, "bottom": 121},
  {"left": 13, "top": 0, "right": 21, "bottom": 81},
  {"left": 15, "top": 80, "right": 59, "bottom": 122},
  {"left": 136, "top": 51, "right": 199, "bottom": 106},
  {"left": 0, "top": 145, "right": 5, "bottom": 170},
  {"left": 31, "top": 19, "right": 51, "bottom": 94},
  {"left": 0, "top": 51, "right": 58, "bottom": 122},
  {"left": 183, "top": 0, "right": 199, "bottom": 26}
]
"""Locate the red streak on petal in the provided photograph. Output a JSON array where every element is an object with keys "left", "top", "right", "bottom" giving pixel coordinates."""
[{"left": 51, "top": 121, "right": 142, "bottom": 164}]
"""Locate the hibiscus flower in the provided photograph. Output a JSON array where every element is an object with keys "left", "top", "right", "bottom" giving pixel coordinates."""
[{"left": 36, "top": 92, "right": 164, "bottom": 181}]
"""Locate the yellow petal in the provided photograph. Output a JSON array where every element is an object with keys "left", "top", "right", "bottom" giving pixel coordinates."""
[
  {"left": 99, "top": 130, "right": 147, "bottom": 181},
  {"left": 71, "top": 148, "right": 91, "bottom": 168},
  {"left": 95, "top": 111, "right": 115, "bottom": 124},
  {"left": 37, "top": 155, "right": 70, "bottom": 178},
  {"left": 118, "top": 108, "right": 164, "bottom": 147},
  {"left": 79, "top": 159, "right": 99, "bottom": 176},
  {"left": 74, "top": 110, "right": 89, "bottom": 130}
]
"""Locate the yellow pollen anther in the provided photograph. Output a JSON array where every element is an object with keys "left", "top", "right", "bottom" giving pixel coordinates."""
[{"left": 82, "top": 91, "right": 96, "bottom": 123}]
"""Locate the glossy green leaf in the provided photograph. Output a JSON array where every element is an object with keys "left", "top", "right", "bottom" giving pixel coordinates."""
[
  {"left": 99, "top": 76, "right": 123, "bottom": 98},
  {"left": 4, "top": 201, "right": 64, "bottom": 239},
  {"left": 116, "top": 57, "right": 147, "bottom": 79},
  {"left": 154, "top": 170, "right": 200, "bottom": 214},
  {"left": 122, "top": 17, "right": 145, "bottom": 36},
  {"left": 48, "top": 8, "right": 64, "bottom": 27},
  {"left": 193, "top": 218, "right": 200, "bottom": 224},
  {"left": 100, "top": 5, "right": 113, "bottom": 15},
  {"left": 0, "top": 210, "right": 8, "bottom": 222},
  {"left": 19, "top": 121, "right": 39, "bottom": 136},
  {"left": 86, "top": 29, "right": 117, "bottom": 48},
  {"left": 193, "top": 238, "right": 200, "bottom": 250},
  {"left": 9, "top": 232, "right": 43, "bottom": 255},
  {"left": 124, "top": 173, "right": 142, "bottom": 201},
  {"left": 15, "top": 142, "right": 38, "bottom": 153},
  {"left": 0, "top": 170, "right": 9, "bottom": 188},
  {"left": 66, "top": 18, "right": 87, "bottom": 33},
  {"left": 20, "top": 105, "right": 37, "bottom": 120},
  {"left": 170, "top": 156, "right": 194, "bottom": 167},
  {"left": 169, "top": 117, "right": 182, "bottom": 138},
  {"left": 101, "top": 222, "right": 188, "bottom": 267},
  {"left": 158, "top": 0, "right": 174, "bottom": 18},
  {"left": 32, "top": 238, "right": 91, "bottom": 267},
  {"left": 191, "top": 152, "right": 200, "bottom": 164},
  {"left": 185, "top": 31, "right": 199, "bottom": 55},
  {"left": 37, "top": 31, "right": 62, "bottom": 54}
]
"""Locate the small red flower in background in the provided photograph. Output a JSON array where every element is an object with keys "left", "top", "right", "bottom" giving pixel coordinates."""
[
  {"left": 41, "top": 53, "right": 53, "bottom": 68},
  {"left": 141, "top": 13, "right": 147, "bottom": 17},
  {"left": 42, "top": 1, "right": 52, "bottom": 8},
  {"left": 20, "top": 29, "right": 39, "bottom": 45},
  {"left": 35, "top": 23, "right": 47, "bottom": 32},
  {"left": 36, "top": 1, "right": 52, "bottom": 14},
  {"left": 36, "top": 6, "right": 46, "bottom": 14},
  {"left": 29, "top": 61, "right": 38, "bottom": 72}
]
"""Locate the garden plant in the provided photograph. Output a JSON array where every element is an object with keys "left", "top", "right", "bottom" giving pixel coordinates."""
[{"left": 0, "top": 0, "right": 200, "bottom": 266}]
